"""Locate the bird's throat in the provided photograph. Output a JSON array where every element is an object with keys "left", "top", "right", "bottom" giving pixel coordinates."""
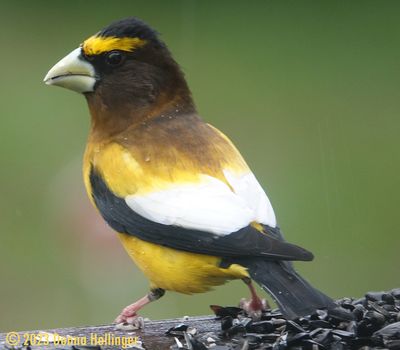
[{"left": 86, "top": 88, "right": 196, "bottom": 141}]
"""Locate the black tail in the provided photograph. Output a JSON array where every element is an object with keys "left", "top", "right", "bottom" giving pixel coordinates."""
[{"left": 242, "top": 259, "right": 337, "bottom": 319}]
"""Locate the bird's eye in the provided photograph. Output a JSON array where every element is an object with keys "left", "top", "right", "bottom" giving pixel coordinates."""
[{"left": 105, "top": 51, "right": 124, "bottom": 66}]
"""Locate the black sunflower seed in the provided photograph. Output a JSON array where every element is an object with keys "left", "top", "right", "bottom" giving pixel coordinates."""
[{"left": 366, "top": 292, "right": 385, "bottom": 302}]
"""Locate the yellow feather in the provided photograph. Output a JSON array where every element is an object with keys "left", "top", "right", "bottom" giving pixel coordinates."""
[
  {"left": 118, "top": 234, "right": 248, "bottom": 294},
  {"left": 82, "top": 35, "right": 146, "bottom": 56},
  {"left": 82, "top": 122, "right": 253, "bottom": 293},
  {"left": 84, "top": 136, "right": 249, "bottom": 198},
  {"left": 85, "top": 142, "right": 203, "bottom": 197}
]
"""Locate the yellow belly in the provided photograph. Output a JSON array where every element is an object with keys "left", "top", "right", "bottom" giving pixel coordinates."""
[{"left": 118, "top": 233, "right": 248, "bottom": 294}]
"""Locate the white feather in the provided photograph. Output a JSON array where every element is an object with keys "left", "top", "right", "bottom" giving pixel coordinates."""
[
  {"left": 125, "top": 171, "right": 276, "bottom": 236},
  {"left": 223, "top": 170, "right": 276, "bottom": 228}
]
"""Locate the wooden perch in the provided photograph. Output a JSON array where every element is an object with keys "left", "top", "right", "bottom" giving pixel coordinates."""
[
  {"left": 0, "top": 315, "right": 221, "bottom": 350},
  {"left": 2, "top": 290, "right": 400, "bottom": 350}
]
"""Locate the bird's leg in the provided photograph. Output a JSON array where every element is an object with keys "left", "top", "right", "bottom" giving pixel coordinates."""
[
  {"left": 240, "top": 277, "right": 269, "bottom": 320},
  {"left": 114, "top": 288, "right": 165, "bottom": 328}
]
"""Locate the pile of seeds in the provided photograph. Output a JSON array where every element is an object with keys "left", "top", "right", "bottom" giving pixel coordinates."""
[{"left": 168, "top": 289, "right": 400, "bottom": 350}]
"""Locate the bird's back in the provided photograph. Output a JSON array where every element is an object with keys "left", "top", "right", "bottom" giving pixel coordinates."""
[{"left": 84, "top": 113, "right": 250, "bottom": 199}]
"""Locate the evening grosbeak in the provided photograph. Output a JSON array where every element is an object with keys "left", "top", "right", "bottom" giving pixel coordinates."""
[{"left": 44, "top": 17, "right": 336, "bottom": 326}]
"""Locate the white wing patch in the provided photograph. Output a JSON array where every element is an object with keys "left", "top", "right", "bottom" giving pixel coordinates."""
[
  {"left": 223, "top": 170, "right": 276, "bottom": 228},
  {"left": 125, "top": 171, "right": 276, "bottom": 236}
]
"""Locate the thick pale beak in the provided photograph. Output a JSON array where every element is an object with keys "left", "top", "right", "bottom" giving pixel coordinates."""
[{"left": 44, "top": 48, "right": 96, "bottom": 93}]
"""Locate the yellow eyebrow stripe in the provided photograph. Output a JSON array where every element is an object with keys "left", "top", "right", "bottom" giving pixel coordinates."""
[{"left": 82, "top": 35, "right": 147, "bottom": 55}]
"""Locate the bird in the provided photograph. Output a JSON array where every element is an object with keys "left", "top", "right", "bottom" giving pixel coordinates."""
[{"left": 44, "top": 17, "right": 336, "bottom": 327}]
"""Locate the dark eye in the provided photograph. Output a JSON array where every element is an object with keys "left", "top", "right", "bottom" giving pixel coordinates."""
[{"left": 105, "top": 51, "right": 124, "bottom": 66}]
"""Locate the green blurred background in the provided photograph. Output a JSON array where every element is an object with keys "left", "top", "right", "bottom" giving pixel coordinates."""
[{"left": 0, "top": 0, "right": 399, "bottom": 331}]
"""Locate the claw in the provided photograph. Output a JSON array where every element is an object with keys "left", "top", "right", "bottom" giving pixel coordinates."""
[
  {"left": 113, "top": 293, "right": 152, "bottom": 329},
  {"left": 240, "top": 277, "right": 270, "bottom": 320},
  {"left": 240, "top": 297, "right": 269, "bottom": 320},
  {"left": 114, "top": 315, "right": 145, "bottom": 330}
]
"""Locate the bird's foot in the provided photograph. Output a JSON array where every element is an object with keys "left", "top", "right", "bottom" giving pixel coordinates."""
[
  {"left": 113, "top": 290, "right": 164, "bottom": 330},
  {"left": 114, "top": 300, "right": 147, "bottom": 330},
  {"left": 240, "top": 297, "right": 269, "bottom": 320},
  {"left": 114, "top": 310, "right": 145, "bottom": 330}
]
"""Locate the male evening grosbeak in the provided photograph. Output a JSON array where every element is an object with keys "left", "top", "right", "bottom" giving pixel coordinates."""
[{"left": 44, "top": 18, "right": 336, "bottom": 326}]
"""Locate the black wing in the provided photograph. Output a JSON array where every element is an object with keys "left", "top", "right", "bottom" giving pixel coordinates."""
[{"left": 90, "top": 168, "right": 313, "bottom": 261}]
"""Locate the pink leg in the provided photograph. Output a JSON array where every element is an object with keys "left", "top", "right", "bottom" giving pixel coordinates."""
[
  {"left": 114, "top": 288, "right": 165, "bottom": 327},
  {"left": 240, "top": 278, "right": 269, "bottom": 320},
  {"left": 114, "top": 294, "right": 151, "bottom": 324}
]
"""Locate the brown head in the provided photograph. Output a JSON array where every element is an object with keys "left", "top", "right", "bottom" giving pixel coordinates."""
[{"left": 44, "top": 18, "right": 196, "bottom": 138}]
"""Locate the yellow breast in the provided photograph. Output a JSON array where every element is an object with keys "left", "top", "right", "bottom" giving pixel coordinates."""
[
  {"left": 118, "top": 233, "right": 248, "bottom": 294},
  {"left": 83, "top": 120, "right": 252, "bottom": 294}
]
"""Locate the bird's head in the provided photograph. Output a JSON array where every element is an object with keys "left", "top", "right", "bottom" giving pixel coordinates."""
[{"left": 44, "top": 18, "right": 194, "bottom": 123}]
